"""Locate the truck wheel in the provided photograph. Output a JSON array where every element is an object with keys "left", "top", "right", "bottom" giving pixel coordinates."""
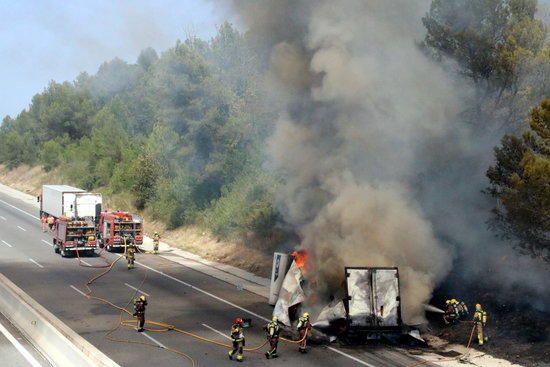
[
  {"left": 61, "top": 249, "right": 68, "bottom": 258},
  {"left": 106, "top": 244, "right": 112, "bottom": 252},
  {"left": 54, "top": 243, "right": 60, "bottom": 254}
]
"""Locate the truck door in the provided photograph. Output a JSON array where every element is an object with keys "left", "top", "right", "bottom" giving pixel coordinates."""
[
  {"left": 372, "top": 269, "right": 401, "bottom": 327},
  {"left": 346, "top": 268, "right": 374, "bottom": 327}
]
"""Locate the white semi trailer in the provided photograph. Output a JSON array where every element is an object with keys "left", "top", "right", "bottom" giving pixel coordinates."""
[{"left": 39, "top": 185, "right": 102, "bottom": 221}]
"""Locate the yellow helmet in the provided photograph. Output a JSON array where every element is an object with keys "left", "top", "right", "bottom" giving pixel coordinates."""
[
  {"left": 140, "top": 295, "right": 146, "bottom": 301},
  {"left": 475, "top": 303, "right": 482, "bottom": 310},
  {"left": 303, "top": 312, "right": 310, "bottom": 318},
  {"left": 272, "top": 316, "right": 278, "bottom": 322},
  {"left": 451, "top": 299, "right": 457, "bottom": 304},
  {"left": 445, "top": 300, "right": 451, "bottom": 304}
]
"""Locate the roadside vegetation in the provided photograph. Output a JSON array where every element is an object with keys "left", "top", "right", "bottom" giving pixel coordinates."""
[{"left": 0, "top": 1, "right": 548, "bottom": 258}]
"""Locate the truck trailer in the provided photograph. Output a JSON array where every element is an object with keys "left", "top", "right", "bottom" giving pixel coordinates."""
[
  {"left": 39, "top": 185, "right": 102, "bottom": 221},
  {"left": 97, "top": 211, "right": 144, "bottom": 252},
  {"left": 342, "top": 267, "right": 405, "bottom": 343}
]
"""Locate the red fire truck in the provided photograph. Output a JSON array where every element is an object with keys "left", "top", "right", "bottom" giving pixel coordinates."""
[
  {"left": 53, "top": 219, "right": 97, "bottom": 257},
  {"left": 97, "top": 211, "right": 144, "bottom": 252}
]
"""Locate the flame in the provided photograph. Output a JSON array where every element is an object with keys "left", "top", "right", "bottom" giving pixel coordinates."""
[{"left": 291, "top": 250, "right": 308, "bottom": 270}]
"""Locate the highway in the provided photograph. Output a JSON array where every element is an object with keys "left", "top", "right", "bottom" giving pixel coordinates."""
[{"left": 0, "top": 189, "right": 437, "bottom": 367}]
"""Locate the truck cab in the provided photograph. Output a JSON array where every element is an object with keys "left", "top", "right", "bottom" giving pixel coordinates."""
[
  {"left": 97, "top": 211, "right": 143, "bottom": 252},
  {"left": 53, "top": 218, "right": 97, "bottom": 257}
]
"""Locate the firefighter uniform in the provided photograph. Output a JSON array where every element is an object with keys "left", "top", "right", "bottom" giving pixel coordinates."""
[
  {"left": 297, "top": 312, "right": 311, "bottom": 353},
  {"left": 443, "top": 299, "right": 459, "bottom": 325},
  {"left": 126, "top": 243, "right": 136, "bottom": 269},
  {"left": 153, "top": 232, "right": 160, "bottom": 254},
  {"left": 456, "top": 300, "right": 469, "bottom": 318},
  {"left": 265, "top": 316, "right": 280, "bottom": 359},
  {"left": 46, "top": 216, "right": 55, "bottom": 230},
  {"left": 229, "top": 318, "right": 245, "bottom": 362},
  {"left": 473, "top": 304, "right": 488, "bottom": 345},
  {"left": 133, "top": 296, "right": 147, "bottom": 332}
]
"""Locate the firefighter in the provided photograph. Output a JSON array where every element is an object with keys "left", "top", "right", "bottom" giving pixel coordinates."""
[
  {"left": 264, "top": 316, "right": 280, "bottom": 359},
  {"left": 443, "top": 299, "right": 459, "bottom": 325},
  {"left": 125, "top": 241, "right": 136, "bottom": 269},
  {"left": 473, "top": 304, "right": 488, "bottom": 345},
  {"left": 456, "top": 300, "right": 469, "bottom": 319},
  {"left": 153, "top": 231, "right": 160, "bottom": 254},
  {"left": 297, "top": 312, "right": 311, "bottom": 353},
  {"left": 40, "top": 215, "right": 46, "bottom": 232},
  {"left": 133, "top": 295, "right": 147, "bottom": 332},
  {"left": 46, "top": 215, "right": 55, "bottom": 231},
  {"left": 228, "top": 318, "right": 245, "bottom": 362}
]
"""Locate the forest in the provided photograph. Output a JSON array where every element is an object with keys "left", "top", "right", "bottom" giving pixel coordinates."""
[{"left": 0, "top": 0, "right": 548, "bottom": 257}]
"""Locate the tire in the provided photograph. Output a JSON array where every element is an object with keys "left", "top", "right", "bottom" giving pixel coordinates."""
[
  {"left": 61, "top": 249, "right": 68, "bottom": 258},
  {"left": 53, "top": 241, "right": 60, "bottom": 254},
  {"left": 106, "top": 244, "right": 112, "bottom": 252}
]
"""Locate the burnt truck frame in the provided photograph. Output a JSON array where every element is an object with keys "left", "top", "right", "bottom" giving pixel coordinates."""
[{"left": 343, "top": 267, "right": 405, "bottom": 343}]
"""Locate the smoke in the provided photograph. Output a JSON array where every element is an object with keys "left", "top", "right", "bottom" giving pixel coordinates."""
[{"left": 228, "top": 0, "right": 549, "bottom": 323}]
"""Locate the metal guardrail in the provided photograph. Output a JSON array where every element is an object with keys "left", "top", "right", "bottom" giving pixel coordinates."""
[{"left": 0, "top": 273, "right": 120, "bottom": 367}]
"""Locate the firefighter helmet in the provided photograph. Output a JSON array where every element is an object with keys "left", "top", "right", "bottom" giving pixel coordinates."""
[
  {"left": 451, "top": 299, "right": 457, "bottom": 304},
  {"left": 303, "top": 312, "right": 310, "bottom": 318},
  {"left": 139, "top": 295, "right": 146, "bottom": 302},
  {"left": 234, "top": 318, "right": 243, "bottom": 326},
  {"left": 272, "top": 315, "right": 278, "bottom": 322},
  {"left": 475, "top": 303, "right": 482, "bottom": 310}
]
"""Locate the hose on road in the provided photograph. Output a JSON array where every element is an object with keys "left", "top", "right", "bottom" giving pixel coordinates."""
[
  {"left": 76, "top": 242, "right": 307, "bottom": 365},
  {"left": 405, "top": 322, "right": 477, "bottom": 367}
]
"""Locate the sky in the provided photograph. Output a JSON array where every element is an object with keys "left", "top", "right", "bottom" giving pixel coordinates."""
[{"left": 0, "top": 0, "right": 237, "bottom": 118}]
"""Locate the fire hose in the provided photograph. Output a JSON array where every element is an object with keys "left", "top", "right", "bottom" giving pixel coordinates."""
[
  {"left": 405, "top": 321, "right": 477, "bottom": 367},
  {"left": 74, "top": 239, "right": 308, "bottom": 365}
]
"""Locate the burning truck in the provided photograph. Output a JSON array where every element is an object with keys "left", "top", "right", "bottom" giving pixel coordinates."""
[{"left": 269, "top": 251, "right": 422, "bottom": 344}]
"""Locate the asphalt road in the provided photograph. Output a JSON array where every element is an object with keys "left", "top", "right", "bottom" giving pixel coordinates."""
[
  {"left": 0, "top": 311, "right": 51, "bottom": 366},
  {"left": 0, "top": 190, "right": 437, "bottom": 367}
]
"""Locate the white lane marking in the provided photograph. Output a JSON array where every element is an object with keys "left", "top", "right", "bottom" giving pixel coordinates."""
[
  {"left": 28, "top": 258, "right": 44, "bottom": 268},
  {"left": 142, "top": 332, "right": 166, "bottom": 349},
  {"left": 135, "top": 260, "right": 269, "bottom": 323},
  {"left": 328, "top": 347, "right": 377, "bottom": 367},
  {"left": 0, "top": 199, "right": 39, "bottom": 220},
  {"left": 202, "top": 323, "right": 231, "bottom": 340},
  {"left": 79, "top": 259, "right": 92, "bottom": 266},
  {"left": 0, "top": 199, "right": 374, "bottom": 367},
  {"left": 0, "top": 215, "right": 6, "bottom": 220},
  {"left": 41, "top": 240, "right": 53, "bottom": 247},
  {"left": 17, "top": 226, "right": 26, "bottom": 232},
  {"left": 70, "top": 285, "right": 88, "bottom": 298},
  {"left": 1, "top": 240, "right": 13, "bottom": 248},
  {"left": 124, "top": 283, "right": 150, "bottom": 297},
  {"left": 137, "top": 261, "right": 374, "bottom": 366},
  {"left": 0, "top": 320, "right": 43, "bottom": 367}
]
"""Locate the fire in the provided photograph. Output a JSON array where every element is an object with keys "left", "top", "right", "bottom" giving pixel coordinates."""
[{"left": 291, "top": 250, "right": 308, "bottom": 270}]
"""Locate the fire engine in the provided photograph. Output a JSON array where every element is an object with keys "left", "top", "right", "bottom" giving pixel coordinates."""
[
  {"left": 39, "top": 185, "right": 102, "bottom": 257},
  {"left": 53, "top": 219, "right": 97, "bottom": 257},
  {"left": 97, "top": 211, "right": 143, "bottom": 252}
]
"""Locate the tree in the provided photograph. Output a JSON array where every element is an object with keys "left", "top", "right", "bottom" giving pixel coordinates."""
[
  {"left": 137, "top": 47, "right": 159, "bottom": 71},
  {"left": 30, "top": 81, "right": 97, "bottom": 141},
  {"left": 423, "top": 0, "right": 545, "bottom": 91},
  {"left": 487, "top": 99, "right": 550, "bottom": 256}
]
